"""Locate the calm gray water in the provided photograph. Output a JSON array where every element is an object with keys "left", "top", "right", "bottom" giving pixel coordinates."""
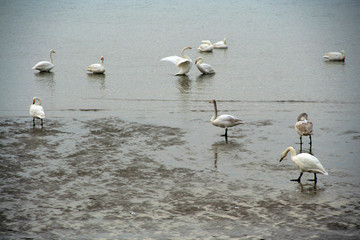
[{"left": 1, "top": 0, "right": 360, "bottom": 239}]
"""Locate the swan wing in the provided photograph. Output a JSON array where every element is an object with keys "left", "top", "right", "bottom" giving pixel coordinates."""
[
  {"left": 295, "top": 120, "right": 313, "bottom": 135},
  {"left": 30, "top": 105, "right": 45, "bottom": 119},
  {"left": 213, "top": 114, "right": 242, "bottom": 127},
  {"left": 162, "top": 56, "right": 192, "bottom": 66},
  {"left": 87, "top": 63, "right": 105, "bottom": 73},
  {"left": 213, "top": 41, "right": 227, "bottom": 49},
  {"left": 197, "top": 63, "right": 215, "bottom": 74},
  {"left": 198, "top": 44, "right": 214, "bottom": 52},
  {"left": 33, "top": 61, "right": 54, "bottom": 71},
  {"left": 294, "top": 153, "right": 328, "bottom": 175},
  {"left": 323, "top": 52, "right": 343, "bottom": 60}
]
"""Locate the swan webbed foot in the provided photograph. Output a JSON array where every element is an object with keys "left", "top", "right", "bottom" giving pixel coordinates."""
[
  {"left": 307, "top": 173, "right": 317, "bottom": 183},
  {"left": 290, "top": 172, "right": 303, "bottom": 183}
]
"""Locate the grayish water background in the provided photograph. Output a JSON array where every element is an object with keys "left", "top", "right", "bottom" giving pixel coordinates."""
[{"left": 1, "top": 0, "right": 360, "bottom": 239}]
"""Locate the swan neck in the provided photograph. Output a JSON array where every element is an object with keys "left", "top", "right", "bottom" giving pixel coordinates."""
[
  {"left": 287, "top": 147, "right": 296, "bottom": 158},
  {"left": 213, "top": 101, "right": 218, "bottom": 119},
  {"left": 49, "top": 51, "right": 53, "bottom": 64}
]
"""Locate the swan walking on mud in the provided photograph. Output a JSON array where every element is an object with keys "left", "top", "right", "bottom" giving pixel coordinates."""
[
  {"left": 295, "top": 113, "right": 313, "bottom": 146},
  {"left": 195, "top": 57, "right": 215, "bottom": 74},
  {"left": 30, "top": 97, "right": 45, "bottom": 127},
  {"left": 323, "top": 50, "right": 345, "bottom": 61},
  {"left": 280, "top": 146, "right": 328, "bottom": 183},
  {"left": 87, "top": 56, "right": 105, "bottom": 74},
  {"left": 161, "top": 47, "right": 193, "bottom": 76},
  {"left": 209, "top": 99, "right": 242, "bottom": 138},
  {"left": 32, "top": 49, "right": 56, "bottom": 72}
]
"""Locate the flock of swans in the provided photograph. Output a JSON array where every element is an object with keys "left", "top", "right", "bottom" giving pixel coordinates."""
[{"left": 30, "top": 40, "right": 342, "bottom": 185}]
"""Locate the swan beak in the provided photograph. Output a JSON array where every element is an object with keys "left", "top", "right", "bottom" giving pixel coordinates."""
[
  {"left": 188, "top": 47, "right": 192, "bottom": 49},
  {"left": 280, "top": 155, "right": 285, "bottom": 162},
  {"left": 33, "top": 99, "right": 36, "bottom": 104},
  {"left": 209, "top": 100, "right": 213, "bottom": 103}
]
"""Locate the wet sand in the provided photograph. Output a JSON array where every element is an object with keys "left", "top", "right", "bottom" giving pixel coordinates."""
[{"left": 1, "top": 115, "right": 359, "bottom": 239}]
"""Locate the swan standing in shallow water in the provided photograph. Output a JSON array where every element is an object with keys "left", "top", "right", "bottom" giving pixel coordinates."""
[
  {"left": 295, "top": 113, "right": 313, "bottom": 145},
  {"left": 198, "top": 40, "right": 214, "bottom": 52},
  {"left": 323, "top": 50, "right": 345, "bottom": 61},
  {"left": 280, "top": 146, "right": 328, "bottom": 183},
  {"left": 161, "top": 47, "right": 193, "bottom": 76},
  {"left": 195, "top": 57, "right": 215, "bottom": 74},
  {"left": 213, "top": 38, "right": 228, "bottom": 49},
  {"left": 29, "top": 97, "right": 45, "bottom": 126},
  {"left": 32, "top": 49, "right": 56, "bottom": 72},
  {"left": 87, "top": 56, "right": 105, "bottom": 74},
  {"left": 209, "top": 99, "right": 242, "bottom": 137}
]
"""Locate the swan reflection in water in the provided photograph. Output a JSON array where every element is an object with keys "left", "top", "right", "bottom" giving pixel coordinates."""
[{"left": 87, "top": 73, "right": 106, "bottom": 90}]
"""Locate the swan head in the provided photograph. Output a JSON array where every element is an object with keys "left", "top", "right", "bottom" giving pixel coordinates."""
[
  {"left": 297, "top": 112, "right": 308, "bottom": 121},
  {"left": 32, "top": 97, "right": 41, "bottom": 105},
  {"left": 186, "top": 46, "right": 192, "bottom": 50},
  {"left": 209, "top": 99, "right": 216, "bottom": 104},
  {"left": 101, "top": 56, "right": 104, "bottom": 60},
  {"left": 195, "top": 57, "right": 203, "bottom": 64},
  {"left": 50, "top": 49, "right": 55, "bottom": 54},
  {"left": 279, "top": 146, "right": 295, "bottom": 162}
]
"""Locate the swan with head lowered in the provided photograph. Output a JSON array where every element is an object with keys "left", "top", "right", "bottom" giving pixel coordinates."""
[
  {"left": 29, "top": 97, "right": 45, "bottom": 126},
  {"left": 161, "top": 47, "right": 193, "bottom": 76},
  {"left": 198, "top": 40, "right": 214, "bottom": 52},
  {"left": 209, "top": 99, "right": 242, "bottom": 138},
  {"left": 295, "top": 113, "right": 313, "bottom": 145},
  {"left": 280, "top": 146, "right": 328, "bottom": 183},
  {"left": 323, "top": 50, "right": 345, "bottom": 61},
  {"left": 87, "top": 56, "right": 105, "bottom": 74},
  {"left": 195, "top": 57, "right": 215, "bottom": 74},
  {"left": 32, "top": 49, "right": 56, "bottom": 72},
  {"left": 213, "top": 38, "right": 228, "bottom": 49}
]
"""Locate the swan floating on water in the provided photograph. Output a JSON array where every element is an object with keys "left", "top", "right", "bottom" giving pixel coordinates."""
[
  {"left": 209, "top": 99, "right": 242, "bottom": 137},
  {"left": 195, "top": 57, "right": 215, "bottom": 74},
  {"left": 295, "top": 113, "right": 313, "bottom": 145},
  {"left": 32, "top": 49, "right": 55, "bottom": 72},
  {"left": 213, "top": 38, "right": 228, "bottom": 49},
  {"left": 280, "top": 146, "right": 328, "bottom": 183},
  {"left": 323, "top": 50, "right": 345, "bottom": 61},
  {"left": 29, "top": 97, "right": 45, "bottom": 126},
  {"left": 161, "top": 47, "right": 193, "bottom": 76},
  {"left": 198, "top": 40, "right": 214, "bottom": 52},
  {"left": 87, "top": 56, "right": 105, "bottom": 74}
]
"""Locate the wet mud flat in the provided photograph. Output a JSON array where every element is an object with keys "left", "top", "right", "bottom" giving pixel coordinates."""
[{"left": 0, "top": 117, "right": 359, "bottom": 239}]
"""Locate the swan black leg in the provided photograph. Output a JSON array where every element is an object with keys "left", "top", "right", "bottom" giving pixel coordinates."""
[
  {"left": 291, "top": 172, "right": 303, "bottom": 183},
  {"left": 221, "top": 128, "right": 228, "bottom": 137},
  {"left": 41, "top": 119, "right": 43, "bottom": 126},
  {"left": 308, "top": 173, "right": 317, "bottom": 183},
  {"left": 309, "top": 135, "right": 312, "bottom": 146},
  {"left": 33, "top": 118, "right": 36, "bottom": 127},
  {"left": 299, "top": 136, "right": 303, "bottom": 145}
]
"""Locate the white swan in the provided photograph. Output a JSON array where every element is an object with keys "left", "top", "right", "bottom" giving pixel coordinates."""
[
  {"left": 209, "top": 99, "right": 242, "bottom": 137},
  {"left": 29, "top": 97, "right": 45, "bottom": 126},
  {"left": 323, "top": 50, "right": 345, "bottom": 61},
  {"left": 161, "top": 47, "right": 193, "bottom": 75},
  {"left": 213, "top": 38, "right": 228, "bottom": 49},
  {"left": 295, "top": 113, "right": 313, "bottom": 145},
  {"left": 32, "top": 49, "right": 55, "bottom": 72},
  {"left": 280, "top": 146, "right": 328, "bottom": 183},
  {"left": 198, "top": 40, "right": 214, "bottom": 52},
  {"left": 195, "top": 57, "right": 215, "bottom": 74},
  {"left": 87, "top": 56, "right": 105, "bottom": 74}
]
